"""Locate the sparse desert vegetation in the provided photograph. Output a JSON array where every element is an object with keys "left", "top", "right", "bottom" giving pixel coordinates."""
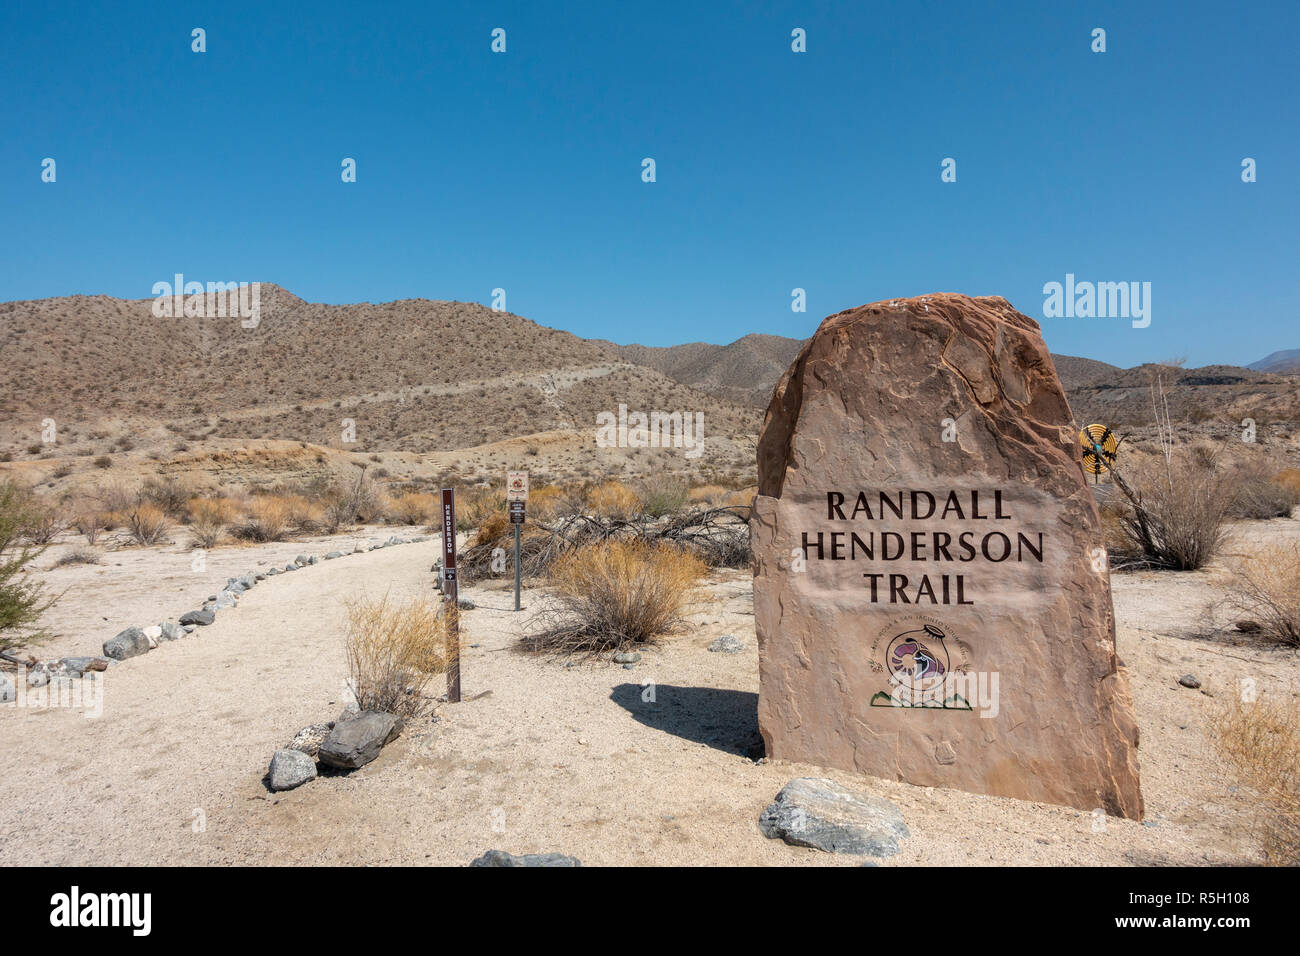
[
  {"left": 344, "top": 593, "right": 448, "bottom": 720},
  {"left": 1213, "top": 695, "right": 1300, "bottom": 866}
]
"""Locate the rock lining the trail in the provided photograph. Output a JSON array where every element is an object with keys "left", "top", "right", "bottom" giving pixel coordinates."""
[{"left": 759, "top": 777, "right": 910, "bottom": 857}]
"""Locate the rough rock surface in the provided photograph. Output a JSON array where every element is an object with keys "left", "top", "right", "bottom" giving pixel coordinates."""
[
  {"left": 317, "top": 710, "right": 402, "bottom": 770},
  {"left": 751, "top": 294, "right": 1143, "bottom": 819},
  {"left": 287, "top": 722, "right": 335, "bottom": 757},
  {"left": 758, "top": 777, "right": 910, "bottom": 856},
  {"left": 267, "top": 749, "right": 317, "bottom": 791},
  {"left": 179, "top": 609, "right": 215, "bottom": 626},
  {"left": 469, "top": 850, "right": 581, "bottom": 867},
  {"left": 708, "top": 634, "right": 745, "bottom": 654},
  {"left": 103, "top": 627, "right": 151, "bottom": 661}
]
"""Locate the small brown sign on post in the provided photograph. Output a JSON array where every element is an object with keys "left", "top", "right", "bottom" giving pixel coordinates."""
[
  {"left": 440, "top": 488, "right": 461, "bottom": 703},
  {"left": 508, "top": 500, "right": 526, "bottom": 524}
]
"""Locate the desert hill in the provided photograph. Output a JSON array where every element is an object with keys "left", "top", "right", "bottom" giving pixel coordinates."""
[
  {"left": 3, "top": 286, "right": 1298, "bottom": 492},
  {"left": 1249, "top": 349, "right": 1300, "bottom": 375}
]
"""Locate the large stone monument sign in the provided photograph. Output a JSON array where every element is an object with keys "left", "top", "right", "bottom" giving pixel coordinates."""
[{"left": 752, "top": 294, "right": 1143, "bottom": 819}]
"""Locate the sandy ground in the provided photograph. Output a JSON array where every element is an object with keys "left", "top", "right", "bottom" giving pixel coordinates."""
[{"left": 2, "top": 519, "right": 1298, "bottom": 866}]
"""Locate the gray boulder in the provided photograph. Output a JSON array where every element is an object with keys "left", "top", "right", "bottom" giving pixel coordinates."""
[
  {"left": 179, "top": 609, "right": 215, "bottom": 626},
  {"left": 708, "top": 634, "right": 745, "bottom": 654},
  {"left": 287, "top": 722, "right": 335, "bottom": 757},
  {"left": 26, "top": 667, "right": 50, "bottom": 688},
  {"left": 60, "top": 656, "right": 110, "bottom": 676},
  {"left": 159, "top": 621, "right": 183, "bottom": 642},
  {"left": 238, "top": 574, "right": 256, "bottom": 589},
  {"left": 0, "top": 673, "right": 14, "bottom": 702},
  {"left": 103, "top": 627, "right": 151, "bottom": 661},
  {"left": 267, "top": 749, "right": 318, "bottom": 792},
  {"left": 317, "top": 710, "right": 402, "bottom": 770},
  {"left": 759, "top": 777, "right": 910, "bottom": 857},
  {"left": 612, "top": 650, "right": 640, "bottom": 664},
  {"left": 284, "top": 564, "right": 297, "bottom": 572},
  {"left": 225, "top": 579, "right": 247, "bottom": 594},
  {"left": 266, "top": 567, "right": 281, "bottom": 576},
  {"left": 294, "top": 555, "right": 310, "bottom": 567},
  {"left": 307, "top": 555, "right": 319, "bottom": 565},
  {"left": 324, "top": 551, "right": 343, "bottom": 560},
  {"left": 470, "top": 850, "right": 581, "bottom": 867},
  {"left": 211, "top": 590, "right": 238, "bottom": 610},
  {"left": 1178, "top": 674, "right": 1201, "bottom": 689}
]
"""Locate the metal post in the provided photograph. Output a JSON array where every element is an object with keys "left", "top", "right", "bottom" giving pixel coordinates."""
[
  {"left": 513, "top": 521, "right": 521, "bottom": 611},
  {"left": 440, "top": 488, "right": 461, "bottom": 703}
]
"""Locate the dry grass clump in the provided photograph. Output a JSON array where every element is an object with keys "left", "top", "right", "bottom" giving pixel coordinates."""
[
  {"left": 281, "top": 494, "right": 324, "bottom": 534},
  {"left": 1226, "top": 545, "right": 1300, "bottom": 646},
  {"left": 1228, "top": 464, "right": 1300, "bottom": 519},
  {"left": 390, "top": 491, "right": 437, "bottom": 526},
  {"left": 528, "top": 484, "right": 565, "bottom": 520},
  {"left": 123, "top": 502, "right": 169, "bottom": 546},
  {"left": 344, "top": 593, "right": 449, "bottom": 719},
  {"left": 1111, "top": 451, "right": 1232, "bottom": 570},
  {"left": 1274, "top": 468, "right": 1300, "bottom": 498},
  {"left": 687, "top": 484, "right": 729, "bottom": 506},
  {"left": 1213, "top": 694, "right": 1300, "bottom": 866},
  {"left": 525, "top": 539, "right": 705, "bottom": 654},
  {"left": 231, "top": 496, "right": 292, "bottom": 542},
  {"left": 54, "top": 546, "right": 101, "bottom": 567},
  {"left": 451, "top": 486, "right": 505, "bottom": 532},
  {"left": 587, "top": 480, "right": 642, "bottom": 519},
  {"left": 638, "top": 475, "right": 689, "bottom": 517},
  {"left": 189, "top": 496, "right": 240, "bottom": 548}
]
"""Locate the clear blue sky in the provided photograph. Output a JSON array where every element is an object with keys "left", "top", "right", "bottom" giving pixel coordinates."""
[{"left": 2, "top": 1, "right": 1295, "bottom": 367}]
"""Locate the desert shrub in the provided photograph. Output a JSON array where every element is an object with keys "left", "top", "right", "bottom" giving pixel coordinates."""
[
  {"left": 528, "top": 484, "right": 565, "bottom": 520},
  {"left": 639, "top": 476, "right": 689, "bottom": 517},
  {"left": 232, "top": 496, "right": 291, "bottom": 542},
  {"left": 587, "top": 481, "right": 642, "bottom": 519},
  {"left": 1213, "top": 695, "right": 1300, "bottom": 866},
  {"left": 189, "top": 497, "right": 240, "bottom": 548},
  {"left": 54, "top": 547, "right": 101, "bottom": 567},
  {"left": 344, "top": 593, "right": 448, "bottom": 720},
  {"left": 93, "top": 455, "right": 112, "bottom": 469},
  {"left": 22, "top": 498, "right": 65, "bottom": 545},
  {"left": 452, "top": 486, "right": 504, "bottom": 533},
  {"left": 1226, "top": 545, "right": 1300, "bottom": 646},
  {"left": 322, "top": 469, "right": 386, "bottom": 532},
  {"left": 70, "top": 507, "right": 105, "bottom": 545},
  {"left": 1224, "top": 461, "right": 1300, "bottom": 519},
  {"left": 124, "top": 503, "right": 169, "bottom": 546},
  {"left": 390, "top": 491, "right": 436, "bottom": 526},
  {"left": 474, "top": 511, "right": 509, "bottom": 546},
  {"left": 526, "top": 539, "right": 705, "bottom": 654},
  {"left": 141, "top": 476, "right": 192, "bottom": 518},
  {"left": 1111, "top": 452, "right": 1233, "bottom": 570},
  {"left": 0, "top": 480, "right": 56, "bottom": 653},
  {"left": 1274, "top": 468, "right": 1300, "bottom": 498},
  {"left": 687, "top": 484, "right": 729, "bottom": 506},
  {"left": 281, "top": 495, "right": 323, "bottom": 534}
]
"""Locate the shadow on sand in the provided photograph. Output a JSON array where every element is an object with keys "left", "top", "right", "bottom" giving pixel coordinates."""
[{"left": 609, "top": 683, "right": 763, "bottom": 758}]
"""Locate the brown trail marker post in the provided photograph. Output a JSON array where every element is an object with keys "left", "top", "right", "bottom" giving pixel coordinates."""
[
  {"left": 507, "top": 471, "right": 528, "bottom": 612},
  {"left": 751, "top": 294, "right": 1143, "bottom": 819},
  {"left": 440, "top": 488, "right": 461, "bottom": 703}
]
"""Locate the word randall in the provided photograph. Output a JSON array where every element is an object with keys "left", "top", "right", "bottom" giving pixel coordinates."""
[
  {"left": 1042, "top": 274, "right": 1151, "bottom": 328},
  {"left": 595, "top": 404, "right": 705, "bottom": 458},
  {"left": 150, "top": 274, "right": 261, "bottom": 328}
]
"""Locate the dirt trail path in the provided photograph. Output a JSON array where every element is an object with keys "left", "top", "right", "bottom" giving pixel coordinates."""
[{"left": 1, "top": 524, "right": 1292, "bottom": 865}]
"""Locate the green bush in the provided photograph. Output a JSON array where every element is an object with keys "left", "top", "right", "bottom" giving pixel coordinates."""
[{"left": 0, "top": 480, "right": 57, "bottom": 654}]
